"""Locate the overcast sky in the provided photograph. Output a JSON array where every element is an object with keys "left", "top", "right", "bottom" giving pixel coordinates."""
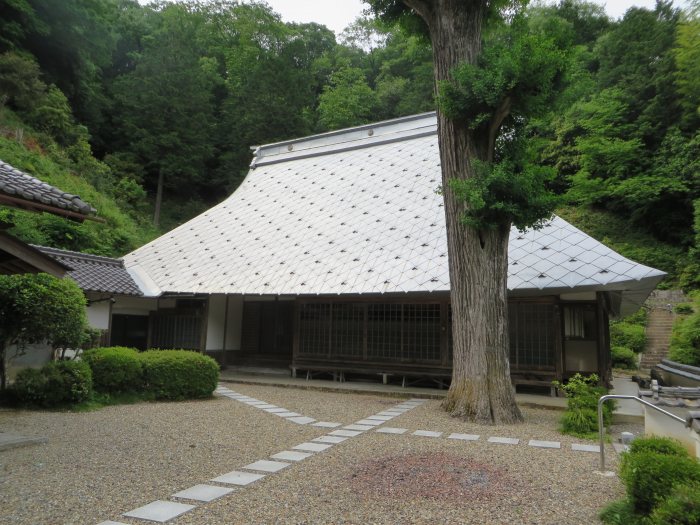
[{"left": 261, "top": 0, "right": 688, "bottom": 34}]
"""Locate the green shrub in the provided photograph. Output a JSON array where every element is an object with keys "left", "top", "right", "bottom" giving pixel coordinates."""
[
  {"left": 674, "top": 303, "right": 694, "bottom": 315},
  {"left": 13, "top": 360, "right": 93, "bottom": 407},
  {"left": 620, "top": 451, "right": 700, "bottom": 515},
  {"left": 623, "top": 308, "right": 649, "bottom": 327},
  {"left": 612, "top": 346, "right": 637, "bottom": 369},
  {"left": 82, "top": 346, "right": 142, "bottom": 393},
  {"left": 668, "top": 301, "right": 700, "bottom": 366},
  {"left": 627, "top": 436, "right": 688, "bottom": 458},
  {"left": 650, "top": 482, "right": 700, "bottom": 525},
  {"left": 599, "top": 499, "right": 643, "bottom": 525},
  {"left": 611, "top": 322, "right": 647, "bottom": 353},
  {"left": 139, "top": 350, "right": 219, "bottom": 400},
  {"left": 554, "top": 373, "right": 614, "bottom": 437}
]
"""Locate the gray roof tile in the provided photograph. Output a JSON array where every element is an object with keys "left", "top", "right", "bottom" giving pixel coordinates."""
[
  {"left": 35, "top": 246, "right": 141, "bottom": 296},
  {"left": 0, "top": 160, "right": 96, "bottom": 217},
  {"left": 124, "top": 112, "right": 665, "bottom": 315}
]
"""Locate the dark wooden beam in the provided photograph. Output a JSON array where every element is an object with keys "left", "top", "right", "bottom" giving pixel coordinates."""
[
  {"left": 0, "top": 194, "right": 104, "bottom": 222},
  {"left": 0, "top": 231, "right": 70, "bottom": 277}
]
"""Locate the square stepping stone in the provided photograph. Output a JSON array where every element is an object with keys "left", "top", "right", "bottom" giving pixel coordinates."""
[
  {"left": 274, "top": 411, "right": 301, "bottom": 418},
  {"left": 313, "top": 435, "right": 347, "bottom": 444},
  {"left": 366, "top": 415, "right": 394, "bottom": 421},
  {"left": 264, "top": 407, "right": 288, "bottom": 413},
  {"left": 312, "top": 421, "right": 342, "bottom": 428},
  {"left": 288, "top": 416, "right": 316, "bottom": 425},
  {"left": 293, "top": 442, "right": 332, "bottom": 452},
  {"left": 123, "top": 501, "right": 195, "bottom": 523},
  {"left": 448, "top": 433, "right": 480, "bottom": 441},
  {"left": 255, "top": 404, "right": 277, "bottom": 409},
  {"left": 211, "top": 470, "right": 265, "bottom": 486},
  {"left": 376, "top": 427, "right": 407, "bottom": 434},
  {"left": 413, "top": 430, "right": 442, "bottom": 438},
  {"left": 488, "top": 437, "right": 519, "bottom": 445},
  {"left": 172, "top": 484, "right": 234, "bottom": 502},
  {"left": 394, "top": 405, "right": 416, "bottom": 410},
  {"left": 271, "top": 450, "right": 313, "bottom": 462},
  {"left": 343, "top": 424, "right": 373, "bottom": 431},
  {"left": 243, "top": 460, "right": 291, "bottom": 473},
  {"left": 329, "top": 429, "right": 362, "bottom": 437},
  {"left": 245, "top": 401, "right": 267, "bottom": 406},
  {"left": 97, "top": 522, "right": 130, "bottom": 525},
  {"left": 529, "top": 440, "right": 560, "bottom": 449},
  {"left": 379, "top": 411, "right": 403, "bottom": 416},
  {"left": 355, "top": 419, "right": 384, "bottom": 426},
  {"left": 572, "top": 443, "right": 600, "bottom": 453}
]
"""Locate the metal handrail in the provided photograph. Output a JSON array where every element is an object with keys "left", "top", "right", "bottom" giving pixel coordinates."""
[{"left": 597, "top": 394, "right": 685, "bottom": 472}]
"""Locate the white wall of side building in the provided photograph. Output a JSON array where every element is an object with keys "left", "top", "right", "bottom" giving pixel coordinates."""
[
  {"left": 205, "top": 295, "right": 243, "bottom": 351},
  {"left": 86, "top": 300, "right": 111, "bottom": 330}
]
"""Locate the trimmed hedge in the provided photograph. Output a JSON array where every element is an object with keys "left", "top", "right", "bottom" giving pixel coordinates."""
[
  {"left": 619, "top": 436, "right": 700, "bottom": 516},
  {"left": 82, "top": 346, "right": 142, "bottom": 393},
  {"left": 650, "top": 482, "right": 700, "bottom": 524},
  {"left": 612, "top": 346, "right": 637, "bottom": 369},
  {"left": 140, "top": 350, "right": 219, "bottom": 400},
  {"left": 13, "top": 360, "right": 92, "bottom": 407}
]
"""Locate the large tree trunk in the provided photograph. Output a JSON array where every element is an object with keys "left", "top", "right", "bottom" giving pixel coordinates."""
[
  {"left": 0, "top": 340, "right": 7, "bottom": 391},
  {"left": 406, "top": 0, "right": 523, "bottom": 423}
]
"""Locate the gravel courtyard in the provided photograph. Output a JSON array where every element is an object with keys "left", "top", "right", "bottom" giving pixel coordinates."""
[{"left": 0, "top": 384, "right": 624, "bottom": 525}]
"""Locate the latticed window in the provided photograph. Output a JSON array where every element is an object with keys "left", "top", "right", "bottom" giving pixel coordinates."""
[
  {"left": 508, "top": 302, "right": 557, "bottom": 369},
  {"left": 331, "top": 304, "right": 364, "bottom": 357},
  {"left": 367, "top": 304, "right": 402, "bottom": 359},
  {"left": 299, "top": 303, "right": 331, "bottom": 356}
]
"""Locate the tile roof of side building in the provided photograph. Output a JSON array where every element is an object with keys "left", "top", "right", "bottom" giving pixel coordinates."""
[
  {"left": 123, "top": 112, "right": 665, "bottom": 317},
  {"left": 0, "top": 160, "right": 97, "bottom": 219},
  {"left": 36, "top": 246, "right": 142, "bottom": 296}
]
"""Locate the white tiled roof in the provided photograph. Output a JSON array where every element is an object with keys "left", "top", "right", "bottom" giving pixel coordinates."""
[{"left": 123, "top": 113, "right": 665, "bottom": 315}]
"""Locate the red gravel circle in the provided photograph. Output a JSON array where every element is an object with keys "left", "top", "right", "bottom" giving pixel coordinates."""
[{"left": 350, "top": 452, "right": 515, "bottom": 504}]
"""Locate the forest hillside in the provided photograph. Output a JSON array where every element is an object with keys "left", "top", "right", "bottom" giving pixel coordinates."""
[{"left": 0, "top": 0, "right": 697, "bottom": 288}]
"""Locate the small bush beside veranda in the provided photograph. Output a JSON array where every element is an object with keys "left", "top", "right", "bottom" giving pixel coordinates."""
[
  {"left": 13, "top": 360, "right": 92, "bottom": 407},
  {"left": 82, "top": 346, "right": 142, "bottom": 393},
  {"left": 139, "top": 350, "right": 219, "bottom": 400},
  {"left": 553, "top": 373, "right": 613, "bottom": 438}
]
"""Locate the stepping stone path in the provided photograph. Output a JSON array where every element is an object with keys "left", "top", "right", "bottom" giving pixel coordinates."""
[
  {"left": 102, "top": 387, "right": 616, "bottom": 524},
  {"left": 123, "top": 501, "right": 194, "bottom": 523},
  {"left": 103, "top": 391, "right": 426, "bottom": 524},
  {"left": 172, "top": 484, "right": 234, "bottom": 502}
]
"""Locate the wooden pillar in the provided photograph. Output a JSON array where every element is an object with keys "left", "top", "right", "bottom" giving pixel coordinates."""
[{"left": 597, "top": 292, "right": 612, "bottom": 387}]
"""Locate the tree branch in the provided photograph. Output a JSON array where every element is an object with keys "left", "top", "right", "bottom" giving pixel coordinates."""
[
  {"left": 487, "top": 96, "right": 512, "bottom": 162},
  {"left": 403, "top": 0, "right": 433, "bottom": 23}
]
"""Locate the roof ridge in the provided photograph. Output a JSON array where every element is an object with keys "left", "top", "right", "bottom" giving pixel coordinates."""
[{"left": 33, "top": 245, "right": 124, "bottom": 266}]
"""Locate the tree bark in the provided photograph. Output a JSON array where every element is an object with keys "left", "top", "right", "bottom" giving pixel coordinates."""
[
  {"left": 153, "top": 167, "right": 164, "bottom": 228},
  {"left": 0, "top": 340, "right": 6, "bottom": 391},
  {"left": 406, "top": 0, "right": 523, "bottom": 423}
]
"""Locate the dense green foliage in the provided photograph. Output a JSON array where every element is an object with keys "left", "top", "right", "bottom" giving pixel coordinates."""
[
  {"left": 139, "top": 349, "right": 219, "bottom": 400},
  {"left": 601, "top": 436, "right": 700, "bottom": 524},
  {"left": 81, "top": 346, "right": 142, "bottom": 393},
  {"left": 0, "top": 273, "right": 87, "bottom": 389},
  {"left": 611, "top": 346, "right": 637, "bottom": 369},
  {"left": 668, "top": 292, "right": 700, "bottom": 365},
  {"left": 13, "top": 360, "right": 92, "bottom": 407},
  {"left": 553, "top": 373, "right": 612, "bottom": 438},
  {"left": 0, "top": 0, "right": 696, "bottom": 286},
  {"left": 611, "top": 323, "right": 646, "bottom": 354}
]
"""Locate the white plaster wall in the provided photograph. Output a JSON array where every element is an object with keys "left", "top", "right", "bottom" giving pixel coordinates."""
[
  {"left": 206, "top": 295, "right": 227, "bottom": 351},
  {"left": 5, "top": 343, "right": 53, "bottom": 382},
  {"left": 86, "top": 301, "right": 110, "bottom": 330},
  {"left": 225, "top": 296, "right": 243, "bottom": 351},
  {"left": 111, "top": 296, "right": 158, "bottom": 315}
]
